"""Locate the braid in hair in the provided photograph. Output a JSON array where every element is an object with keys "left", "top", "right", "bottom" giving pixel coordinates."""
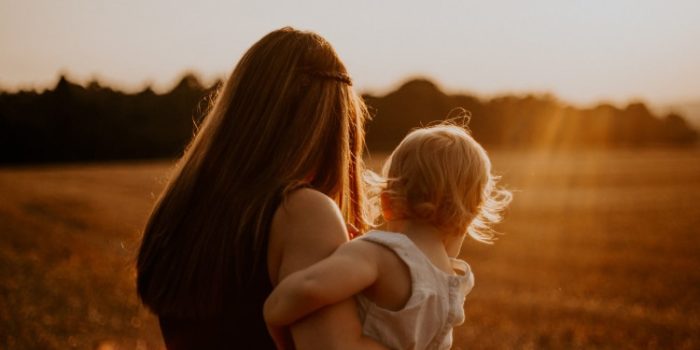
[{"left": 301, "top": 70, "right": 353, "bottom": 86}]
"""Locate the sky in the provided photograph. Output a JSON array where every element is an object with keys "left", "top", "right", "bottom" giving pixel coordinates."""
[{"left": 1, "top": 0, "right": 699, "bottom": 107}]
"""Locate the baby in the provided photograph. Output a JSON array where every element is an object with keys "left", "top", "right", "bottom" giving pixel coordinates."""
[{"left": 264, "top": 123, "right": 512, "bottom": 349}]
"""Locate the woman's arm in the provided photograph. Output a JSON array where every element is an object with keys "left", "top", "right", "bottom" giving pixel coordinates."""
[
  {"left": 267, "top": 188, "right": 387, "bottom": 350},
  {"left": 264, "top": 240, "right": 378, "bottom": 327}
]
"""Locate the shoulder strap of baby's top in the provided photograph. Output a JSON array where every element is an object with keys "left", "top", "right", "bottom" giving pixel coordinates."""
[
  {"left": 357, "top": 231, "right": 430, "bottom": 272},
  {"left": 357, "top": 230, "right": 413, "bottom": 251}
]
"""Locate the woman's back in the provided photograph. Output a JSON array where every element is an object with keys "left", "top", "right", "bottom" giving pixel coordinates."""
[
  {"left": 158, "top": 276, "right": 273, "bottom": 349},
  {"left": 156, "top": 191, "right": 282, "bottom": 349}
]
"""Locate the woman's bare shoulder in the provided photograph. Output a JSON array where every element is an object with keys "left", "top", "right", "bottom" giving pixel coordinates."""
[
  {"left": 276, "top": 188, "right": 341, "bottom": 219},
  {"left": 273, "top": 188, "right": 346, "bottom": 237},
  {"left": 269, "top": 187, "right": 350, "bottom": 281}
]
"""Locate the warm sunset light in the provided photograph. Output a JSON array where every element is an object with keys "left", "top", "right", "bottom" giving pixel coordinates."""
[
  {"left": 1, "top": 2, "right": 699, "bottom": 350},
  {"left": 2, "top": 0, "right": 699, "bottom": 107}
]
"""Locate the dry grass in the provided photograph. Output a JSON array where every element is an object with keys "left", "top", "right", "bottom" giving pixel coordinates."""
[
  {"left": 2, "top": 149, "right": 700, "bottom": 349},
  {"left": 0, "top": 161, "right": 169, "bottom": 349}
]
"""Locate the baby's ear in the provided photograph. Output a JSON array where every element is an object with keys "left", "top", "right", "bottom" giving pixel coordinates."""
[{"left": 380, "top": 192, "right": 395, "bottom": 221}]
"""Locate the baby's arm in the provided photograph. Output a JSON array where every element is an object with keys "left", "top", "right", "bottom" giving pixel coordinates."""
[{"left": 264, "top": 239, "right": 379, "bottom": 327}]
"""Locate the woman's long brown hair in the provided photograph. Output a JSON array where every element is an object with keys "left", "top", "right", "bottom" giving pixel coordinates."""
[{"left": 137, "top": 27, "right": 368, "bottom": 318}]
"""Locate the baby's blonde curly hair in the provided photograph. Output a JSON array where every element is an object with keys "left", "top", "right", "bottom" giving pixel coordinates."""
[{"left": 367, "top": 122, "right": 512, "bottom": 243}]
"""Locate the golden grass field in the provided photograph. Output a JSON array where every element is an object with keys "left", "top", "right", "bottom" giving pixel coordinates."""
[{"left": 1, "top": 149, "right": 699, "bottom": 349}]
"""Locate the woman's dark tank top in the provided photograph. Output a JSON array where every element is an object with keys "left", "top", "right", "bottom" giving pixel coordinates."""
[{"left": 157, "top": 191, "right": 285, "bottom": 350}]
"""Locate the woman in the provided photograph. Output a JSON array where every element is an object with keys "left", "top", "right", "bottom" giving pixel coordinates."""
[{"left": 137, "top": 27, "right": 385, "bottom": 349}]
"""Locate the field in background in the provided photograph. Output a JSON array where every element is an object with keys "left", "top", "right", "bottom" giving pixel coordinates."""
[{"left": 1, "top": 149, "right": 699, "bottom": 349}]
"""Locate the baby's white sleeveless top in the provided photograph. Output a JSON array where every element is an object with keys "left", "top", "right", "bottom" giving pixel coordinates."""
[{"left": 355, "top": 230, "right": 475, "bottom": 350}]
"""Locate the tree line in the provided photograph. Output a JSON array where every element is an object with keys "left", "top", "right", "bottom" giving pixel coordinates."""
[{"left": 0, "top": 74, "right": 696, "bottom": 164}]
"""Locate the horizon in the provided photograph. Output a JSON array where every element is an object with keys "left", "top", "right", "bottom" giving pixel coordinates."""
[
  {"left": 4, "top": 73, "right": 700, "bottom": 111},
  {"left": 1, "top": 0, "right": 699, "bottom": 108},
  {"left": 5, "top": 72, "right": 700, "bottom": 126},
  {"left": 6, "top": 71, "right": 700, "bottom": 130}
]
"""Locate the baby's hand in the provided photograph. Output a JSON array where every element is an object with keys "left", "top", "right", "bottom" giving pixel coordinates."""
[{"left": 266, "top": 323, "right": 294, "bottom": 350}]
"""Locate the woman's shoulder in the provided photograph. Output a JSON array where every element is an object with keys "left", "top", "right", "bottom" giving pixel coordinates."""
[
  {"left": 280, "top": 187, "right": 340, "bottom": 215},
  {"left": 271, "top": 187, "right": 348, "bottom": 250},
  {"left": 269, "top": 187, "right": 350, "bottom": 282}
]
